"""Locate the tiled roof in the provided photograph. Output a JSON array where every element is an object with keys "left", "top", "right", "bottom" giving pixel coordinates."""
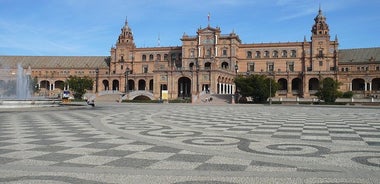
[
  {"left": 0, "top": 56, "right": 109, "bottom": 69},
  {"left": 339, "top": 47, "right": 380, "bottom": 63}
]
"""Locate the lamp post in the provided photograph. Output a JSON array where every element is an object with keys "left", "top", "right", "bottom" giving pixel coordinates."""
[
  {"left": 124, "top": 67, "right": 130, "bottom": 94},
  {"left": 95, "top": 68, "right": 99, "bottom": 93},
  {"left": 268, "top": 72, "right": 273, "bottom": 105},
  {"left": 196, "top": 60, "right": 199, "bottom": 94}
]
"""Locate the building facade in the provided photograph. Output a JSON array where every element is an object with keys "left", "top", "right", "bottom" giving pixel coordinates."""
[{"left": 0, "top": 8, "right": 379, "bottom": 100}]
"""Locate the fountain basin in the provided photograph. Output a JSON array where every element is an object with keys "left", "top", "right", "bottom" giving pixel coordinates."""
[{"left": 0, "top": 99, "right": 61, "bottom": 108}]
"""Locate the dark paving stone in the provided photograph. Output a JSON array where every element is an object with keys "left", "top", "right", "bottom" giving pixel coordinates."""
[
  {"left": 129, "top": 141, "right": 155, "bottom": 145},
  {"left": 276, "top": 129, "right": 302, "bottom": 132},
  {"left": 196, "top": 163, "right": 247, "bottom": 171},
  {"left": 227, "top": 128, "right": 252, "bottom": 131},
  {"left": 366, "top": 142, "right": 380, "bottom": 146},
  {"left": 0, "top": 149, "right": 18, "bottom": 155},
  {"left": 302, "top": 133, "right": 330, "bottom": 136},
  {"left": 28, "top": 146, "right": 72, "bottom": 152},
  {"left": 166, "top": 154, "right": 212, "bottom": 163},
  {"left": 30, "top": 153, "right": 82, "bottom": 162},
  {"left": 272, "top": 135, "right": 300, "bottom": 139},
  {"left": 25, "top": 135, "right": 57, "bottom": 139},
  {"left": 27, "top": 140, "right": 64, "bottom": 145},
  {"left": 331, "top": 137, "right": 363, "bottom": 141},
  {"left": 329, "top": 131, "right": 356, "bottom": 134},
  {"left": 82, "top": 143, "right": 121, "bottom": 149},
  {"left": 0, "top": 142, "right": 17, "bottom": 148},
  {"left": 359, "top": 134, "right": 380, "bottom": 138},
  {"left": 105, "top": 158, "right": 159, "bottom": 168},
  {"left": 92, "top": 150, "right": 136, "bottom": 157},
  {"left": 52, "top": 162, "right": 95, "bottom": 168},
  {"left": 144, "top": 146, "right": 182, "bottom": 153},
  {"left": 250, "top": 160, "right": 295, "bottom": 168},
  {"left": 0, "top": 157, "right": 20, "bottom": 164},
  {"left": 74, "top": 138, "right": 107, "bottom": 142}
]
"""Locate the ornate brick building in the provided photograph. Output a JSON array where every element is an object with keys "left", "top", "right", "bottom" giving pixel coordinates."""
[{"left": 1, "top": 8, "right": 379, "bottom": 100}]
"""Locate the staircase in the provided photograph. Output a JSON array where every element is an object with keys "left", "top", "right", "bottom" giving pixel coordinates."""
[
  {"left": 95, "top": 94, "right": 121, "bottom": 102},
  {"left": 195, "top": 93, "right": 232, "bottom": 105}
]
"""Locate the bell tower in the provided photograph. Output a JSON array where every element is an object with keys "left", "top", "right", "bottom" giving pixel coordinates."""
[
  {"left": 311, "top": 7, "right": 330, "bottom": 39},
  {"left": 117, "top": 18, "right": 135, "bottom": 48}
]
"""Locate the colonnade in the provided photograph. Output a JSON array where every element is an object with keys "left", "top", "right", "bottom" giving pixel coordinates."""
[{"left": 217, "top": 83, "right": 235, "bottom": 94}]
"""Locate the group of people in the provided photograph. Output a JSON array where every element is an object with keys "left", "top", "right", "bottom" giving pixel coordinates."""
[{"left": 202, "top": 97, "right": 213, "bottom": 103}]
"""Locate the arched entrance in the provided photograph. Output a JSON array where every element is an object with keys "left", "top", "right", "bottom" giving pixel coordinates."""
[
  {"left": 352, "top": 78, "right": 365, "bottom": 91},
  {"left": 149, "top": 79, "right": 153, "bottom": 91},
  {"left": 138, "top": 79, "right": 146, "bottom": 90},
  {"left": 55, "top": 80, "right": 64, "bottom": 90},
  {"left": 178, "top": 77, "right": 191, "bottom": 98},
  {"left": 292, "top": 78, "right": 302, "bottom": 95},
  {"left": 278, "top": 78, "right": 287, "bottom": 90},
  {"left": 102, "top": 80, "right": 109, "bottom": 91},
  {"left": 112, "top": 80, "right": 119, "bottom": 91},
  {"left": 127, "top": 80, "right": 135, "bottom": 91},
  {"left": 373, "top": 78, "right": 380, "bottom": 91},
  {"left": 40, "top": 80, "right": 50, "bottom": 91}
]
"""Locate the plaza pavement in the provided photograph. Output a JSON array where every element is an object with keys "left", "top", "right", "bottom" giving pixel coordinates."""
[{"left": 0, "top": 103, "right": 380, "bottom": 184}]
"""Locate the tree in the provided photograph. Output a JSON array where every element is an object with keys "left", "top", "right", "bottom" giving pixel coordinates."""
[
  {"left": 65, "top": 76, "right": 93, "bottom": 99},
  {"left": 316, "top": 78, "right": 341, "bottom": 102},
  {"left": 235, "top": 74, "right": 278, "bottom": 103}
]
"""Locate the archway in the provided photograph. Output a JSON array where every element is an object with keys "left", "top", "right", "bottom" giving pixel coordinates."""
[
  {"left": 138, "top": 79, "right": 146, "bottom": 90},
  {"left": 112, "top": 80, "right": 119, "bottom": 91},
  {"left": 127, "top": 80, "right": 134, "bottom": 91},
  {"left": 372, "top": 78, "right": 380, "bottom": 91},
  {"left": 221, "top": 62, "right": 229, "bottom": 69},
  {"left": 54, "top": 80, "right": 64, "bottom": 90},
  {"left": 102, "top": 80, "right": 109, "bottom": 91},
  {"left": 149, "top": 79, "right": 153, "bottom": 91},
  {"left": 309, "top": 78, "right": 319, "bottom": 90},
  {"left": 352, "top": 78, "right": 365, "bottom": 91},
  {"left": 178, "top": 77, "right": 191, "bottom": 98},
  {"left": 291, "top": 78, "right": 302, "bottom": 93},
  {"left": 133, "top": 95, "right": 151, "bottom": 101},
  {"left": 40, "top": 80, "right": 50, "bottom": 90},
  {"left": 204, "top": 62, "right": 211, "bottom": 70},
  {"left": 277, "top": 78, "right": 287, "bottom": 90}
]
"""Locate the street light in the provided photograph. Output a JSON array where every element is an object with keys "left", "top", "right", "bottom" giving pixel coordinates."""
[
  {"left": 95, "top": 68, "right": 99, "bottom": 93},
  {"left": 268, "top": 73, "right": 273, "bottom": 105},
  {"left": 124, "top": 67, "right": 130, "bottom": 94}
]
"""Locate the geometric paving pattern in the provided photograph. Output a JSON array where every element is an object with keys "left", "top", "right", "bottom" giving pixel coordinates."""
[{"left": 0, "top": 104, "right": 379, "bottom": 183}]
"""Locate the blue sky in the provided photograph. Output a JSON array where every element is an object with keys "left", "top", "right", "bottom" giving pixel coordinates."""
[{"left": 0, "top": 0, "right": 379, "bottom": 56}]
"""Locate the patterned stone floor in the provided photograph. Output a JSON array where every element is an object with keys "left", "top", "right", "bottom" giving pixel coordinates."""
[{"left": 0, "top": 103, "right": 379, "bottom": 184}]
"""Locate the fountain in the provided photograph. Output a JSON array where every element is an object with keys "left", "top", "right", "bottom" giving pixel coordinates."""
[{"left": 0, "top": 63, "right": 60, "bottom": 108}]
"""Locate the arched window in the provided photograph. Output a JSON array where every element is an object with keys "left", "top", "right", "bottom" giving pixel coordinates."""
[
  {"left": 204, "top": 62, "right": 211, "bottom": 70},
  {"left": 290, "top": 50, "right": 296, "bottom": 58},
  {"left": 255, "top": 51, "right": 261, "bottom": 58},
  {"left": 142, "top": 54, "right": 147, "bottom": 61},
  {"left": 156, "top": 54, "right": 161, "bottom": 61},
  {"left": 171, "top": 53, "right": 176, "bottom": 61},
  {"left": 164, "top": 54, "right": 168, "bottom": 61},
  {"left": 221, "top": 62, "right": 229, "bottom": 69},
  {"left": 282, "top": 50, "right": 287, "bottom": 58},
  {"left": 149, "top": 54, "right": 154, "bottom": 61},
  {"left": 273, "top": 50, "right": 278, "bottom": 58},
  {"left": 247, "top": 51, "right": 252, "bottom": 59},
  {"left": 264, "top": 51, "right": 269, "bottom": 58}
]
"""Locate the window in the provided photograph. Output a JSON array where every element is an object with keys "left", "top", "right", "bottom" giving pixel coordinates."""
[
  {"left": 247, "top": 51, "right": 252, "bottom": 59},
  {"left": 376, "top": 66, "right": 380, "bottom": 71},
  {"left": 267, "top": 62, "right": 274, "bottom": 72},
  {"left": 121, "top": 65, "right": 123, "bottom": 70},
  {"left": 248, "top": 63, "right": 255, "bottom": 72},
  {"left": 255, "top": 51, "right": 261, "bottom": 58},
  {"left": 264, "top": 51, "right": 269, "bottom": 58},
  {"left": 171, "top": 53, "right": 176, "bottom": 61},
  {"left": 143, "top": 66, "right": 148, "bottom": 73},
  {"left": 288, "top": 62, "right": 294, "bottom": 72},
  {"left": 157, "top": 54, "right": 161, "bottom": 61},
  {"left": 149, "top": 54, "right": 154, "bottom": 61},
  {"left": 281, "top": 50, "right": 287, "bottom": 58},
  {"left": 318, "top": 50, "right": 324, "bottom": 58},
  {"left": 290, "top": 50, "right": 296, "bottom": 57},
  {"left": 164, "top": 54, "right": 169, "bottom": 61},
  {"left": 190, "top": 50, "right": 194, "bottom": 58},
  {"left": 273, "top": 50, "right": 278, "bottom": 58},
  {"left": 142, "top": 54, "right": 146, "bottom": 61},
  {"left": 319, "top": 61, "right": 323, "bottom": 66},
  {"left": 222, "top": 49, "right": 227, "bottom": 56}
]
